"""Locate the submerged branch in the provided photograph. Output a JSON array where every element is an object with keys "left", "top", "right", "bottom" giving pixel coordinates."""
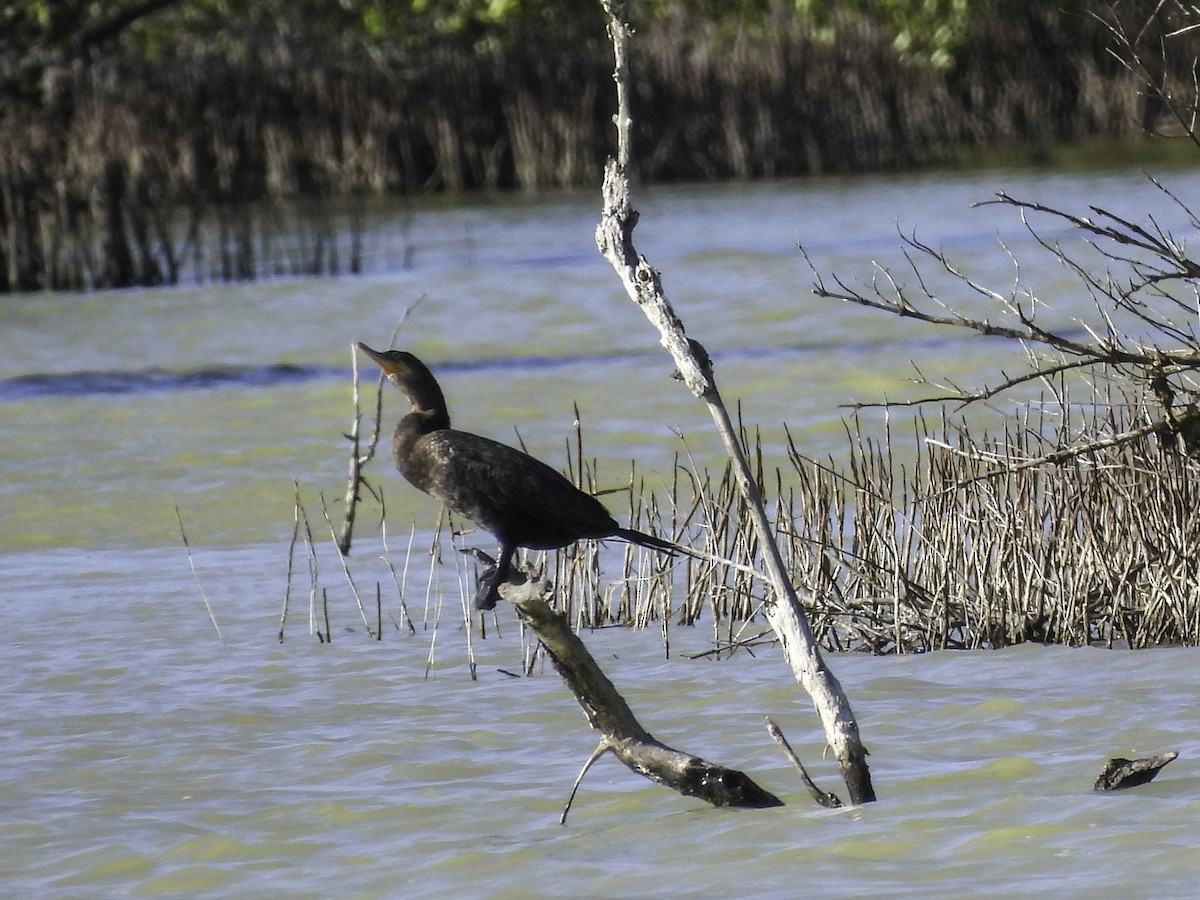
[
  {"left": 500, "top": 567, "right": 783, "bottom": 816},
  {"left": 765, "top": 716, "right": 843, "bottom": 809},
  {"left": 1093, "top": 750, "right": 1178, "bottom": 791}
]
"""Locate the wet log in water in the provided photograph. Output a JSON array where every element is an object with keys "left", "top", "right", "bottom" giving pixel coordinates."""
[
  {"left": 497, "top": 568, "right": 783, "bottom": 819},
  {"left": 1093, "top": 751, "right": 1178, "bottom": 791}
]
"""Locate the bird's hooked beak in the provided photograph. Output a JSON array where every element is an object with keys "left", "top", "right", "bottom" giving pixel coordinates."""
[{"left": 357, "top": 342, "right": 408, "bottom": 377}]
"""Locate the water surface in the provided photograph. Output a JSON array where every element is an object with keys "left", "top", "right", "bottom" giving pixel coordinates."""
[{"left": 4, "top": 165, "right": 1200, "bottom": 895}]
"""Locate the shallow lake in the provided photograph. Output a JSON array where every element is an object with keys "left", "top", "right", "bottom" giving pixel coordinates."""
[{"left": 4, "top": 160, "right": 1200, "bottom": 895}]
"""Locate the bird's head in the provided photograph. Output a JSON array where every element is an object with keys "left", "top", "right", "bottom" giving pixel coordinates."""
[{"left": 357, "top": 343, "right": 446, "bottom": 416}]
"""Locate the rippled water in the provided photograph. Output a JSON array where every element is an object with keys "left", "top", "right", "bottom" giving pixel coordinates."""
[
  {"left": 5, "top": 546, "right": 1199, "bottom": 896},
  {"left": 5, "top": 164, "right": 1200, "bottom": 895}
]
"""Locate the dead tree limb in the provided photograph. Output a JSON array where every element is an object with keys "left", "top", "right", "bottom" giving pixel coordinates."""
[
  {"left": 500, "top": 569, "right": 783, "bottom": 818},
  {"left": 595, "top": 0, "right": 874, "bottom": 805},
  {"left": 765, "top": 716, "right": 843, "bottom": 809},
  {"left": 1094, "top": 750, "right": 1178, "bottom": 791},
  {"left": 807, "top": 187, "right": 1200, "bottom": 469}
]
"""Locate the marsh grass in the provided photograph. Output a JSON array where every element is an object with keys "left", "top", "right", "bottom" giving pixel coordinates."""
[
  {"left": 526, "top": 388, "right": 1200, "bottom": 653},
  {"left": 681, "top": 401, "right": 1200, "bottom": 653},
  {"left": 282, "top": 382, "right": 1200, "bottom": 656}
]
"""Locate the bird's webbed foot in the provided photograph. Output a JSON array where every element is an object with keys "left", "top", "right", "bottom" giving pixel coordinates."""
[
  {"left": 461, "top": 547, "right": 505, "bottom": 610},
  {"left": 473, "top": 579, "right": 502, "bottom": 611}
]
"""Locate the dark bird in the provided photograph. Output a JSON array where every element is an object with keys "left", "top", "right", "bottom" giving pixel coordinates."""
[{"left": 358, "top": 344, "right": 679, "bottom": 610}]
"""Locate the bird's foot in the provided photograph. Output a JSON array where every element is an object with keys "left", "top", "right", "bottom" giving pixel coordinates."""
[
  {"left": 461, "top": 547, "right": 496, "bottom": 568},
  {"left": 461, "top": 548, "right": 502, "bottom": 610},
  {"left": 473, "top": 581, "right": 502, "bottom": 611}
]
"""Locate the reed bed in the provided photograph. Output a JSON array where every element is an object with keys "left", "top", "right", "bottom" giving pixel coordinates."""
[
  {"left": 528, "top": 393, "right": 1200, "bottom": 653},
  {"left": 281, "top": 386, "right": 1200, "bottom": 656}
]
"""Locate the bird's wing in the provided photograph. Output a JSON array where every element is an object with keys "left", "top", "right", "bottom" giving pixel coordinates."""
[{"left": 420, "top": 430, "right": 615, "bottom": 546}]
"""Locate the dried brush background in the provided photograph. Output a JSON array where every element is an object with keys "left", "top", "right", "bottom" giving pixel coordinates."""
[{"left": 281, "top": 382, "right": 1200, "bottom": 656}]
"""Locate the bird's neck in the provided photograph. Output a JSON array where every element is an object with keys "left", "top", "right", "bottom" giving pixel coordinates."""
[
  {"left": 398, "top": 374, "right": 448, "bottom": 423},
  {"left": 392, "top": 408, "right": 449, "bottom": 471},
  {"left": 400, "top": 407, "right": 449, "bottom": 435}
]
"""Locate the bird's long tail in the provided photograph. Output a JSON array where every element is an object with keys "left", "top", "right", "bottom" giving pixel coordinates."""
[
  {"left": 611, "top": 528, "right": 761, "bottom": 579},
  {"left": 613, "top": 527, "right": 693, "bottom": 558}
]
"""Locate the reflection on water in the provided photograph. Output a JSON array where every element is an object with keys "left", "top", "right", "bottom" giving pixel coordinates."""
[
  {"left": 5, "top": 167, "right": 1200, "bottom": 894},
  {"left": 0, "top": 362, "right": 326, "bottom": 400}
]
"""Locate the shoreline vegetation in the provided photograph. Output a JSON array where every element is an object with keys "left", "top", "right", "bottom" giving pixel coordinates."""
[
  {"left": 302, "top": 395, "right": 1200, "bottom": 655},
  {"left": 0, "top": 0, "right": 1184, "bottom": 293}
]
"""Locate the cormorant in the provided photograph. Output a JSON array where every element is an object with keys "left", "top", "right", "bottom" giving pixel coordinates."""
[{"left": 358, "top": 343, "right": 678, "bottom": 609}]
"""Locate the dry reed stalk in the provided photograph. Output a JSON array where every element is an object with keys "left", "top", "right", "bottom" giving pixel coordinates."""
[
  {"left": 279, "top": 486, "right": 303, "bottom": 643},
  {"left": 420, "top": 511, "right": 455, "bottom": 678},
  {"left": 175, "top": 507, "right": 225, "bottom": 645},
  {"left": 378, "top": 513, "right": 417, "bottom": 636},
  {"left": 297, "top": 497, "right": 320, "bottom": 639},
  {"left": 448, "top": 529, "right": 479, "bottom": 681},
  {"left": 319, "top": 491, "right": 374, "bottom": 638}
]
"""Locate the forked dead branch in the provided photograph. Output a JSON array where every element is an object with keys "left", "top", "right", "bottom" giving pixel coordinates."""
[
  {"left": 498, "top": 568, "right": 782, "bottom": 819},
  {"left": 810, "top": 187, "right": 1200, "bottom": 460},
  {"left": 809, "top": 2, "right": 1200, "bottom": 473},
  {"left": 791, "top": 3, "right": 1200, "bottom": 652},
  {"left": 596, "top": 0, "right": 874, "bottom": 805}
]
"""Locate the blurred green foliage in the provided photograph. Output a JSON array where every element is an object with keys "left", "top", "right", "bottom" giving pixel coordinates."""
[
  {"left": 1, "top": 0, "right": 992, "bottom": 63},
  {"left": 845, "top": 0, "right": 974, "bottom": 68}
]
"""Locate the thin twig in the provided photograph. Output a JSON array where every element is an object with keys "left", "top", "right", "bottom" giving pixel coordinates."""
[
  {"left": 765, "top": 716, "right": 843, "bottom": 809},
  {"left": 561, "top": 741, "right": 612, "bottom": 825},
  {"left": 339, "top": 295, "right": 426, "bottom": 554},
  {"left": 175, "top": 506, "right": 225, "bottom": 644}
]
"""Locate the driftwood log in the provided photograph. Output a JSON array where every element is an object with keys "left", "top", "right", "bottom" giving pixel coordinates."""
[
  {"left": 1094, "top": 751, "right": 1178, "bottom": 791},
  {"left": 498, "top": 569, "right": 782, "bottom": 821},
  {"left": 595, "top": 0, "right": 874, "bottom": 805}
]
